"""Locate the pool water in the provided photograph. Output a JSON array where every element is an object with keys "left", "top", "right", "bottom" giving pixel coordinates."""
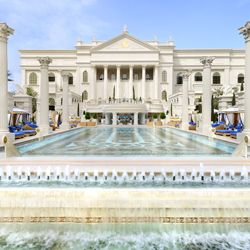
[
  {"left": 0, "top": 223, "right": 249, "bottom": 250},
  {"left": 17, "top": 127, "right": 236, "bottom": 157}
]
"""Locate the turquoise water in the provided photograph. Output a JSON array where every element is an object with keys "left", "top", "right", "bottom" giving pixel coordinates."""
[
  {"left": 17, "top": 127, "right": 236, "bottom": 157},
  {"left": 0, "top": 223, "right": 249, "bottom": 250}
]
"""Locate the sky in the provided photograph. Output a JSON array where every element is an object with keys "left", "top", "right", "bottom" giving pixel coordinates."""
[{"left": 1, "top": 0, "right": 250, "bottom": 85}]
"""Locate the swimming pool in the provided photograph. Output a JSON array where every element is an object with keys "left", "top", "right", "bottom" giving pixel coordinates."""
[{"left": 16, "top": 127, "right": 236, "bottom": 157}]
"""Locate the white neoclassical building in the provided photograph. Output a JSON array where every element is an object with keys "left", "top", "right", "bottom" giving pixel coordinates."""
[{"left": 19, "top": 28, "right": 246, "bottom": 125}]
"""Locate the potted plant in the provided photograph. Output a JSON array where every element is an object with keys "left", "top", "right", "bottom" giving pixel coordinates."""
[
  {"left": 81, "top": 111, "right": 86, "bottom": 122},
  {"left": 160, "top": 112, "right": 166, "bottom": 125},
  {"left": 92, "top": 113, "right": 97, "bottom": 122},
  {"left": 152, "top": 113, "right": 158, "bottom": 123},
  {"left": 85, "top": 112, "right": 90, "bottom": 121}
]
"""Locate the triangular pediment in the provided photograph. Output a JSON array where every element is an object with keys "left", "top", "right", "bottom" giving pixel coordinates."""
[{"left": 91, "top": 32, "right": 158, "bottom": 52}]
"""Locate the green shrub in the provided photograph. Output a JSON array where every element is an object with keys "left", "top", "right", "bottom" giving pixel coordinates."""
[
  {"left": 85, "top": 112, "right": 90, "bottom": 120},
  {"left": 152, "top": 113, "right": 158, "bottom": 119},
  {"left": 160, "top": 112, "right": 166, "bottom": 119}
]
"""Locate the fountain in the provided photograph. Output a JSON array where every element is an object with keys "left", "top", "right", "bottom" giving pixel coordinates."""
[
  {"left": 103, "top": 170, "right": 108, "bottom": 181},
  {"left": 210, "top": 170, "right": 215, "bottom": 182},
  {"left": 94, "top": 170, "right": 98, "bottom": 181},
  {"left": 46, "top": 167, "right": 51, "bottom": 180},
  {"left": 230, "top": 169, "right": 235, "bottom": 180},
  {"left": 74, "top": 168, "right": 79, "bottom": 180},
  {"left": 220, "top": 169, "right": 225, "bottom": 181},
  {"left": 241, "top": 166, "right": 248, "bottom": 180},
  {"left": 161, "top": 169, "right": 166, "bottom": 181},
  {"left": 84, "top": 172, "right": 89, "bottom": 181},
  {"left": 112, "top": 169, "right": 118, "bottom": 181},
  {"left": 7, "top": 166, "right": 12, "bottom": 180},
  {"left": 64, "top": 165, "right": 70, "bottom": 180},
  {"left": 37, "top": 166, "right": 41, "bottom": 180},
  {"left": 26, "top": 168, "right": 31, "bottom": 181},
  {"left": 133, "top": 170, "right": 137, "bottom": 180},
  {"left": 172, "top": 169, "right": 176, "bottom": 181},
  {"left": 200, "top": 163, "right": 204, "bottom": 181},
  {"left": 17, "top": 167, "right": 22, "bottom": 180},
  {"left": 191, "top": 169, "right": 196, "bottom": 181},
  {"left": 180, "top": 169, "right": 186, "bottom": 181}
]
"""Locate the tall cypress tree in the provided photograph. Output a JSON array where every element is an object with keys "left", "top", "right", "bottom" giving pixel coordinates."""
[
  {"left": 211, "top": 95, "right": 215, "bottom": 122},
  {"left": 240, "top": 82, "right": 244, "bottom": 91}
]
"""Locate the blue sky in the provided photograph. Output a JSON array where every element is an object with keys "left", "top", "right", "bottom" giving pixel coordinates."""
[{"left": 1, "top": 0, "right": 250, "bottom": 84}]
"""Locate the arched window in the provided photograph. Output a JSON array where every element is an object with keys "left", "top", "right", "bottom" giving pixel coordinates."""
[
  {"left": 237, "top": 73, "right": 244, "bottom": 83},
  {"left": 83, "top": 71, "right": 88, "bottom": 83},
  {"left": 162, "top": 70, "right": 167, "bottom": 82},
  {"left": 29, "top": 72, "right": 37, "bottom": 85},
  {"left": 68, "top": 73, "right": 73, "bottom": 85},
  {"left": 177, "top": 75, "right": 183, "bottom": 85},
  {"left": 82, "top": 90, "right": 88, "bottom": 101},
  {"left": 213, "top": 72, "right": 221, "bottom": 84},
  {"left": 162, "top": 90, "right": 167, "bottom": 101},
  {"left": 48, "top": 73, "right": 55, "bottom": 82},
  {"left": 49, "top": 98, "right": 55, "bottom": 106},
  {"left": 194, "top": 72, "right": 202, "bottom": 82}
]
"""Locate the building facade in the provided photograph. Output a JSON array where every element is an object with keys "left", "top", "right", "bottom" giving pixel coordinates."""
[{"left": 19, "top": 29, "right": 246, "bottom": 125}]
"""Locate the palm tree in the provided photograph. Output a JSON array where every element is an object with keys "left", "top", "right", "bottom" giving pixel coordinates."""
[{"left": 26, "top": 87, "right": 38, "bottom": 113}]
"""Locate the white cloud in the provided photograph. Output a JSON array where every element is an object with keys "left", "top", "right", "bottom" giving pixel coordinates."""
[{"left": 0, "top": 0, "right": 109, "bottom": 83}]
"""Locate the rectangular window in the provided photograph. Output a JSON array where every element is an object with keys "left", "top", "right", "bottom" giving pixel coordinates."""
[
  {"left": 194, "top": 75, "right": 202, "bottom": 82},
  {"left": 68, "top": 76, "right": 73, "bottom": 85},
  {"left": 213, "top": 76, "right": 220, "bottom": 84},
  {"left": 177, "top": 76, "right": 183, "bottom": 85},
  {"left": 49, "top": 76, "right": 55, "bottom": 82}
]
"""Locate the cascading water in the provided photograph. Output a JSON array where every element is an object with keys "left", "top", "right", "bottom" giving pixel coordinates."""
[{"left": 0, "top": 166, "right": 249, "bottom": 188}]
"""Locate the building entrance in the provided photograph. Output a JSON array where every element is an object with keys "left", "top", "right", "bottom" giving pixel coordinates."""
[{"left": 117, "top": 113, "right": 133, "bottom": 125}]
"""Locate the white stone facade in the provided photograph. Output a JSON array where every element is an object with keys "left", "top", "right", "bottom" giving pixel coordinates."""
[{"left": 19, "top": 30, "right": 246, "bottom": 123}]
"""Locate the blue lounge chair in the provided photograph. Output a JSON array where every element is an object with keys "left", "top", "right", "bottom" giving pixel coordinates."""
[
  {"left": 215, "top": 123, "right": 243, "bottom": 138},
  {"left": 25, "top": 122, "right": 38, "bottom": 129},
  {"left": 8, "top": 126, "right": 26, "bottom": 139}
]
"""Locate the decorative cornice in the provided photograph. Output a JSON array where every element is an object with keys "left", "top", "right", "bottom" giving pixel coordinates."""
[
  {"left": 200, "top": 56, "right": 215, "bottom": 67},
  {"left": 61, "top": 71, "right": 71, "bottom": 78},
  {"left": 239, "top": 21, "right": 250, "bottom": 41},
  {"left": 0, "top": 23, "right": 14, "bottom": 41},
  {"left": 0, "top": 216, "right": 249, "bottom": 224},
  {"left": 37, "top": 57, "right": 52, "bottom": 67},
  {"left": 180, "top": 71, "right": 192, "bottom": 80}
]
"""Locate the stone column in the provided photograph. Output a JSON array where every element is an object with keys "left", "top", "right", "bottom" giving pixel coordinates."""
[
  {"left": 104, "top": 65, "right": 108, "bottom": 101},
  {"left": 115, "top": 66, "right": 120, "bottom": 100},
  {"left": 239, "top": 22, "right": 250, "bottom": 137},
  {"left": 0, "top": 23, "right": 14, "bottom": 143},
  {"left": 105, "top": 113, "right": 110, "bottom": 125},
  {"left": 112, "top": 112, "right": 117, "bottom": 125},
  {"left": 142, "top": 66, "right": 146, "bottom": 100},
  {"left": 154, "top": 65, "right": 159, "bottom": 100},
  {"left": 129, "top": 65, "right": 133, "bottom": 99},
  {"left": 181, "top": 71, "right": 191, "bottom": 130},
  {"left": 61, "top": 72, "right": 70, "bottom": 130},
  {"left": 38, "top": 57, "right": 52, "bottom": 135},
  {"left": 134, "top": 112, "right": 138, "bottom": 125},
  {"left": 200, "top": 57, "right": 215, "bottom": 135}
]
